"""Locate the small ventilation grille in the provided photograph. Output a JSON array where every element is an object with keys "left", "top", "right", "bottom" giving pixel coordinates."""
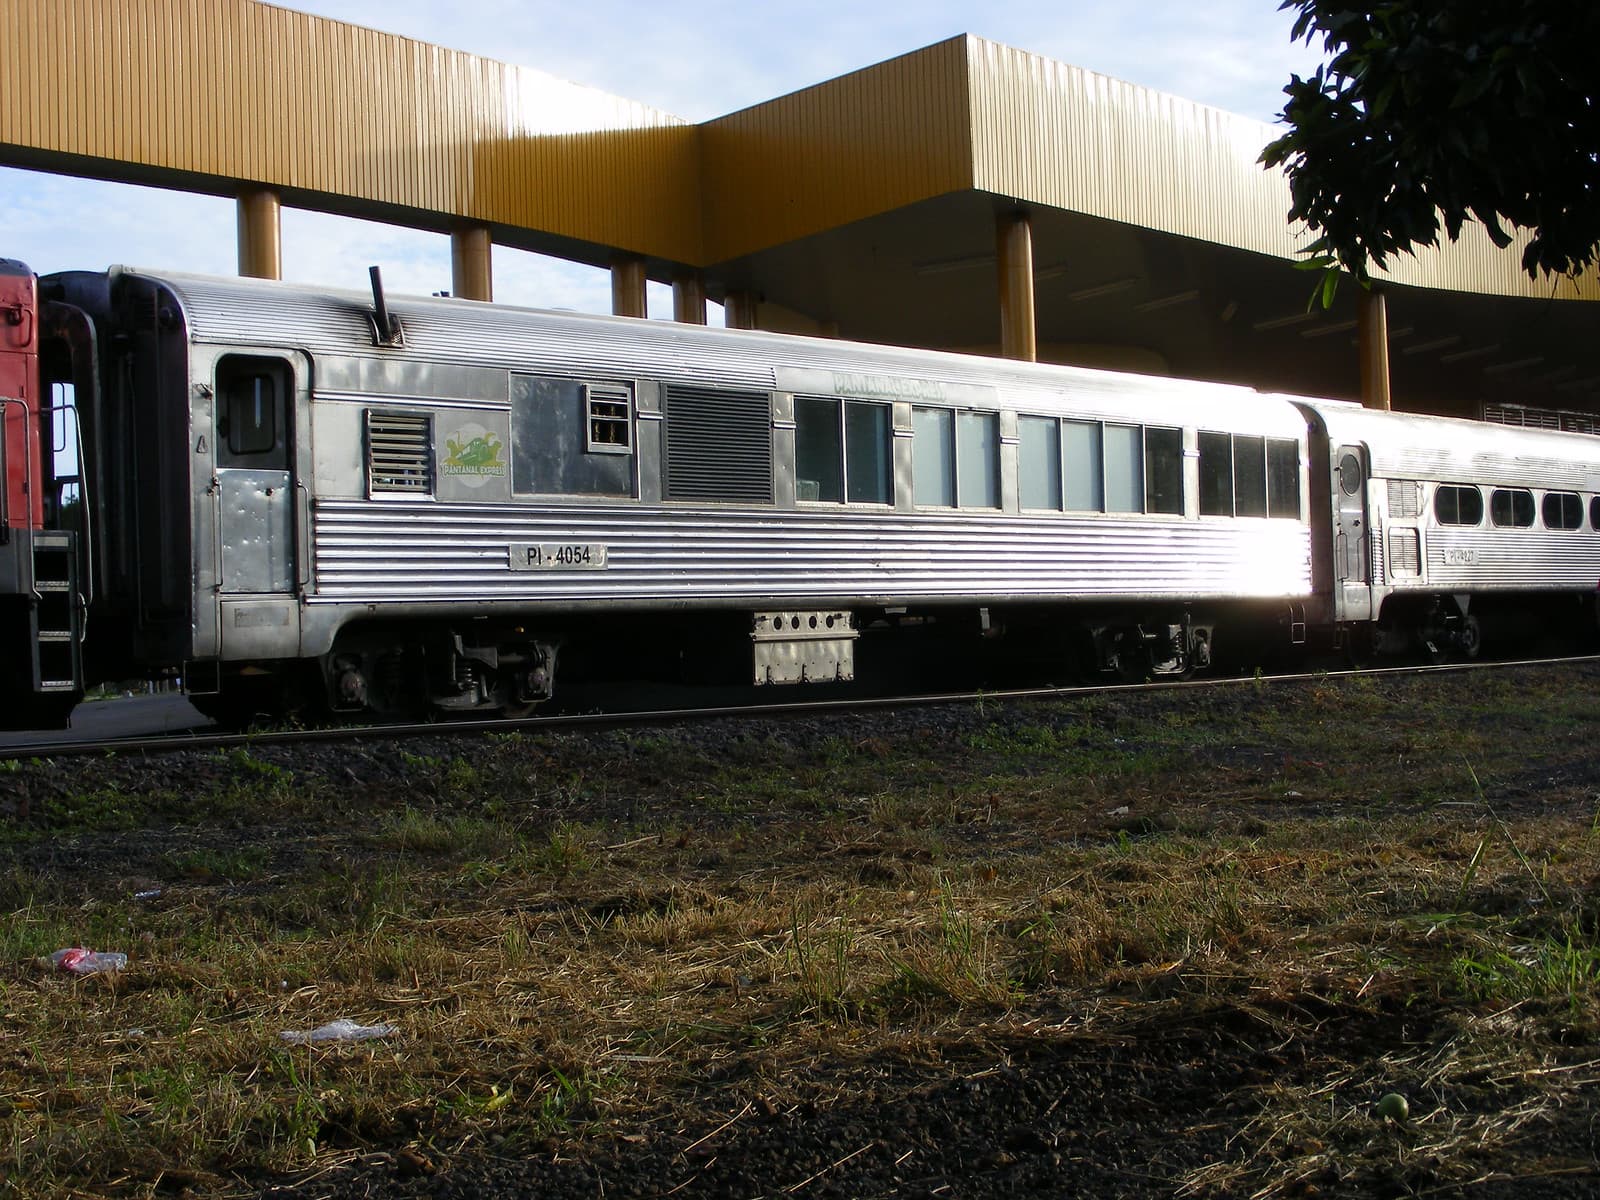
[
  {"left": 1387, "top": 479, "right": 1420, "bottom": 518},
  {"left": 663, "top": 385, "right": 772, "bottom": 503},
  {"left": 1387, "top": 529, "right": 1421, "bottom": 577},
  {"left": 367, "top": 410, "right": 434, "bottom": 496}
]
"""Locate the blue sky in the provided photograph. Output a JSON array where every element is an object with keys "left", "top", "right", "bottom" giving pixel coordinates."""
[{"left": 0, "top": 0, "right": 1326, "bottom": 316}]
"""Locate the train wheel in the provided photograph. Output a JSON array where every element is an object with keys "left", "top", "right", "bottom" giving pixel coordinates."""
[{"left": 1457, "top": 613, "right": 1483, "bottom": 660}]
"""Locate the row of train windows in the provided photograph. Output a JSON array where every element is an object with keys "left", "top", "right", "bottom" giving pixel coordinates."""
[
  {"left": 796, "top": 399, "right": 1302, "bottom": 518},
  {"left": 368, "top": 382, "right": 1302, "bottom": 520},
  {"left": 1435, "top": 484, "right": 1600, "bottom": 531}
]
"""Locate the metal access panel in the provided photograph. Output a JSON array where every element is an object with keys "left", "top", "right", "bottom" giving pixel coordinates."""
[
  {"left": 218, "top": 468, "right": 294, "bottom": 594},
  {"left": 751, "top": 610, "right": 857, "bottom": 685}
]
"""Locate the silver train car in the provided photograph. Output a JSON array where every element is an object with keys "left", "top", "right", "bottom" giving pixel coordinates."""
[
  {"left": 1290, "top": 400, "right": 1600, "bottom": 657},
  {"left": 2, "top": 262, "right": 1598, "bottom": 726}
]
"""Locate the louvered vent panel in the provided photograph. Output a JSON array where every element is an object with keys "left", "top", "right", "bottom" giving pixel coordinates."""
[
  {"left": 1387, "top": 479, "right": 1420, "bottom": 518},
  {"left": 1387, "top": 529, "right": 1421, "bottom": 576},
  {"left": 367, "top": 410, "right": 434, "bottom": 496},
  {"left": 663, "top": 386, "right": 773, "bottom": 503}
]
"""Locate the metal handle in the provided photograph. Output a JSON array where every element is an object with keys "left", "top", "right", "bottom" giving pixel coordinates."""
[
  {"left": 295, "top": 481, "right": 312, "bottom": 590},
  {"left": 210, "top": 475, "right": 224, "bottom": 592}
]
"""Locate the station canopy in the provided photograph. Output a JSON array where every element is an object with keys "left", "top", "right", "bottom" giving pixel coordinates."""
[{"left": 1, "top": 2, "right": 1594, "bottom": 419}]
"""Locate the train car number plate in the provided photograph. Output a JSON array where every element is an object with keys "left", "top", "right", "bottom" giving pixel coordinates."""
[{"left": 509, "top": 543, "right": 608, "bottom": 571}]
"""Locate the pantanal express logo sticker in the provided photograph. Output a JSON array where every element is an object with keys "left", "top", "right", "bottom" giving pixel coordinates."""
[{"left": 442, "top": 424, "right": 506, "bottom": 486}]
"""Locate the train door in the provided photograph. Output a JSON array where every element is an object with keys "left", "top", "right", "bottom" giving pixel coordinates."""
[
  {"left": 216, "top": 356, "right": 294, "bottom": 592},
  {"left": 1334, "top": 444, "right": 1372, "bottom": 621},
  {"left": 206, "top": 354, "right": 304, "bottom": 659}
]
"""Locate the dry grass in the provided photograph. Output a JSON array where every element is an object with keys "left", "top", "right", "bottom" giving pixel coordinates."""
[{"left": 2, "top": 665, "right": 1599, "bottom": 1196}]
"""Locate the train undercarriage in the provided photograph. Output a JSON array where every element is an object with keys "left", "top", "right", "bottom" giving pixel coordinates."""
[
  {"left": 70, "top": 590, "right": 1600, "bottom": 732},
  {"left": 182, "top": 602, "right": 1234, "bottom": 727}
]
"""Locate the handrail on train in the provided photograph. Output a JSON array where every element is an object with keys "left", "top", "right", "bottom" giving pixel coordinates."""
[
  {"left": 0, "top": 395, "right": 32, "bottom": 538},
  {"left": 47, "top": 397, "right": 93, "bottom": 604}
]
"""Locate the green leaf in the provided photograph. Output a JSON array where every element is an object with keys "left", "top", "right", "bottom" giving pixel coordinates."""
[{"left": 1319, "top": 269, "right": 1341, "bottom": 309}]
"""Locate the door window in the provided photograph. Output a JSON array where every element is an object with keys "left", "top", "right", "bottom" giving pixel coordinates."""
[{"left": 216, "top": 357, "right": 290, "bottom": 468}]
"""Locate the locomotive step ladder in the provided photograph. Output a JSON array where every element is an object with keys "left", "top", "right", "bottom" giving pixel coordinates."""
[{"left": 29, "top": 529, "right": 83, "bottom": 695}]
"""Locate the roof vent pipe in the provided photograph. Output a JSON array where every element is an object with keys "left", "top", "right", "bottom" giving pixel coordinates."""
[{"left": 369, "top": 266, "right": 403, "bottom": 346}]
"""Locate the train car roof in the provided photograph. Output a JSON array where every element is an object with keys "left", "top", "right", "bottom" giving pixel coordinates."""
[
  {"left": 108, "top": 266, "right": 1310, "bottom": 436},
  {"left": 1286, "top": 396, "right": 1600, "bottom": 490}
]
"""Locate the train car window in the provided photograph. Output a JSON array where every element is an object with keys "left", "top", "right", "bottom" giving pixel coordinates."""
[
  {"left": 913, "top": 407, "right": 998, "bottom": 509},
  {"left": 1490, "top": 488, "right": 1535, "bottom": 527},
  {"left": 584, "top": 384, "right": 632, "bottom": 454},
  {"left": 912, "top": 407, "right": 955, "bottom": 506},
  {"left": 800, "top": 397, "right": 891, "bottom": 504},
  {"left": 1233, "top": 435, "right": 1268, "bottom": 518},
  {"left": 1339, "top": 454, "right": 1363, "bottom": 495},
  {"left": 1267, "top": 439, "right": 1300, "bottom": 518},
  {"left": 1019, "top": 416, "right": 1062, "bottom": 509},
  {"left": 1104, "top": 424, "right": 1143, "bottom": 513},
  {"left": 1542, "top": 491, "right": 1582, "bottom": 530},
  {"left": 1200, "top": 433, "right": 1298, "bottom": 519},
  {"left": 1198, "top": 431, "right": 1233, "bottom": 516},
  {"left": 1063, "top": 420, "right": 1104, "bottom": 511},
  {"left": 227, "top": 374, "right": 275, "bottom": 455},
  {"left": 795, "top": 397, "right": 843, "bottom": 501},
  {"left": 1144, "top": 426, "right": 1183, "bottom": 514},
  {"left": 1592, "top": 496, "right": 1600, "bottom": 530},
  {"left": 844, "top": 401, "right": 892, "bottom": 504},
  {"left": 1434, "top": 484, "right": 1483, "bottom": 526},
  {"left": 957, "top": 411, "right": 1000, "bottom": 508},
  {"left": 216, "top": 356, "right": 290, "bottom": 469}
]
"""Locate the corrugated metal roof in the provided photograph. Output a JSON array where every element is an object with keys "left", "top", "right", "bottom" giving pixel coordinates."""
[
  {"left": 699, "top": 37, "right": 974, "bottom": 262},
  {"left": 962, "top": 37, "right": 1588, "bottom": 300},
  {"left": 0, "top": 0, "right": 701, "bottom": 260}
]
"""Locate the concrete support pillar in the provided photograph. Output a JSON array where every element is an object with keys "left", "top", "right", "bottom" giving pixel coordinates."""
[
  {"left": 672, "top": 270, "right": 707, "bottom": 325},
  {"left": 450, "top": 224, "right": 493, "bottom": 301},
  {"left": 236, "top": 187, "right": 282, "bottom": 280},
  {"left": 611, "top": 253, "right": 648, "bottom": 318},
  {"left": 996, "top": 210, "right": 1036, "bottom": 362},
  {"left": 1357, "top": 285, "right": 1392, "bottom": 411},
  {"left": 724, "top": 290, "right": 757, "bottom": 330}
]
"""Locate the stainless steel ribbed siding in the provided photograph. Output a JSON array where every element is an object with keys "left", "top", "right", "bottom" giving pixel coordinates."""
[
  {"left": 1418, "top": 529, "right": 1600, "bottom": 591},
  {"left": 311, "top": 501, "right": 1311, "bottom": 604}
]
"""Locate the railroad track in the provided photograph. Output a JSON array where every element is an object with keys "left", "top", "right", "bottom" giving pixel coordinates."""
[{"left": 3, "top": 652, "right": 1596, "bottom": 762}]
